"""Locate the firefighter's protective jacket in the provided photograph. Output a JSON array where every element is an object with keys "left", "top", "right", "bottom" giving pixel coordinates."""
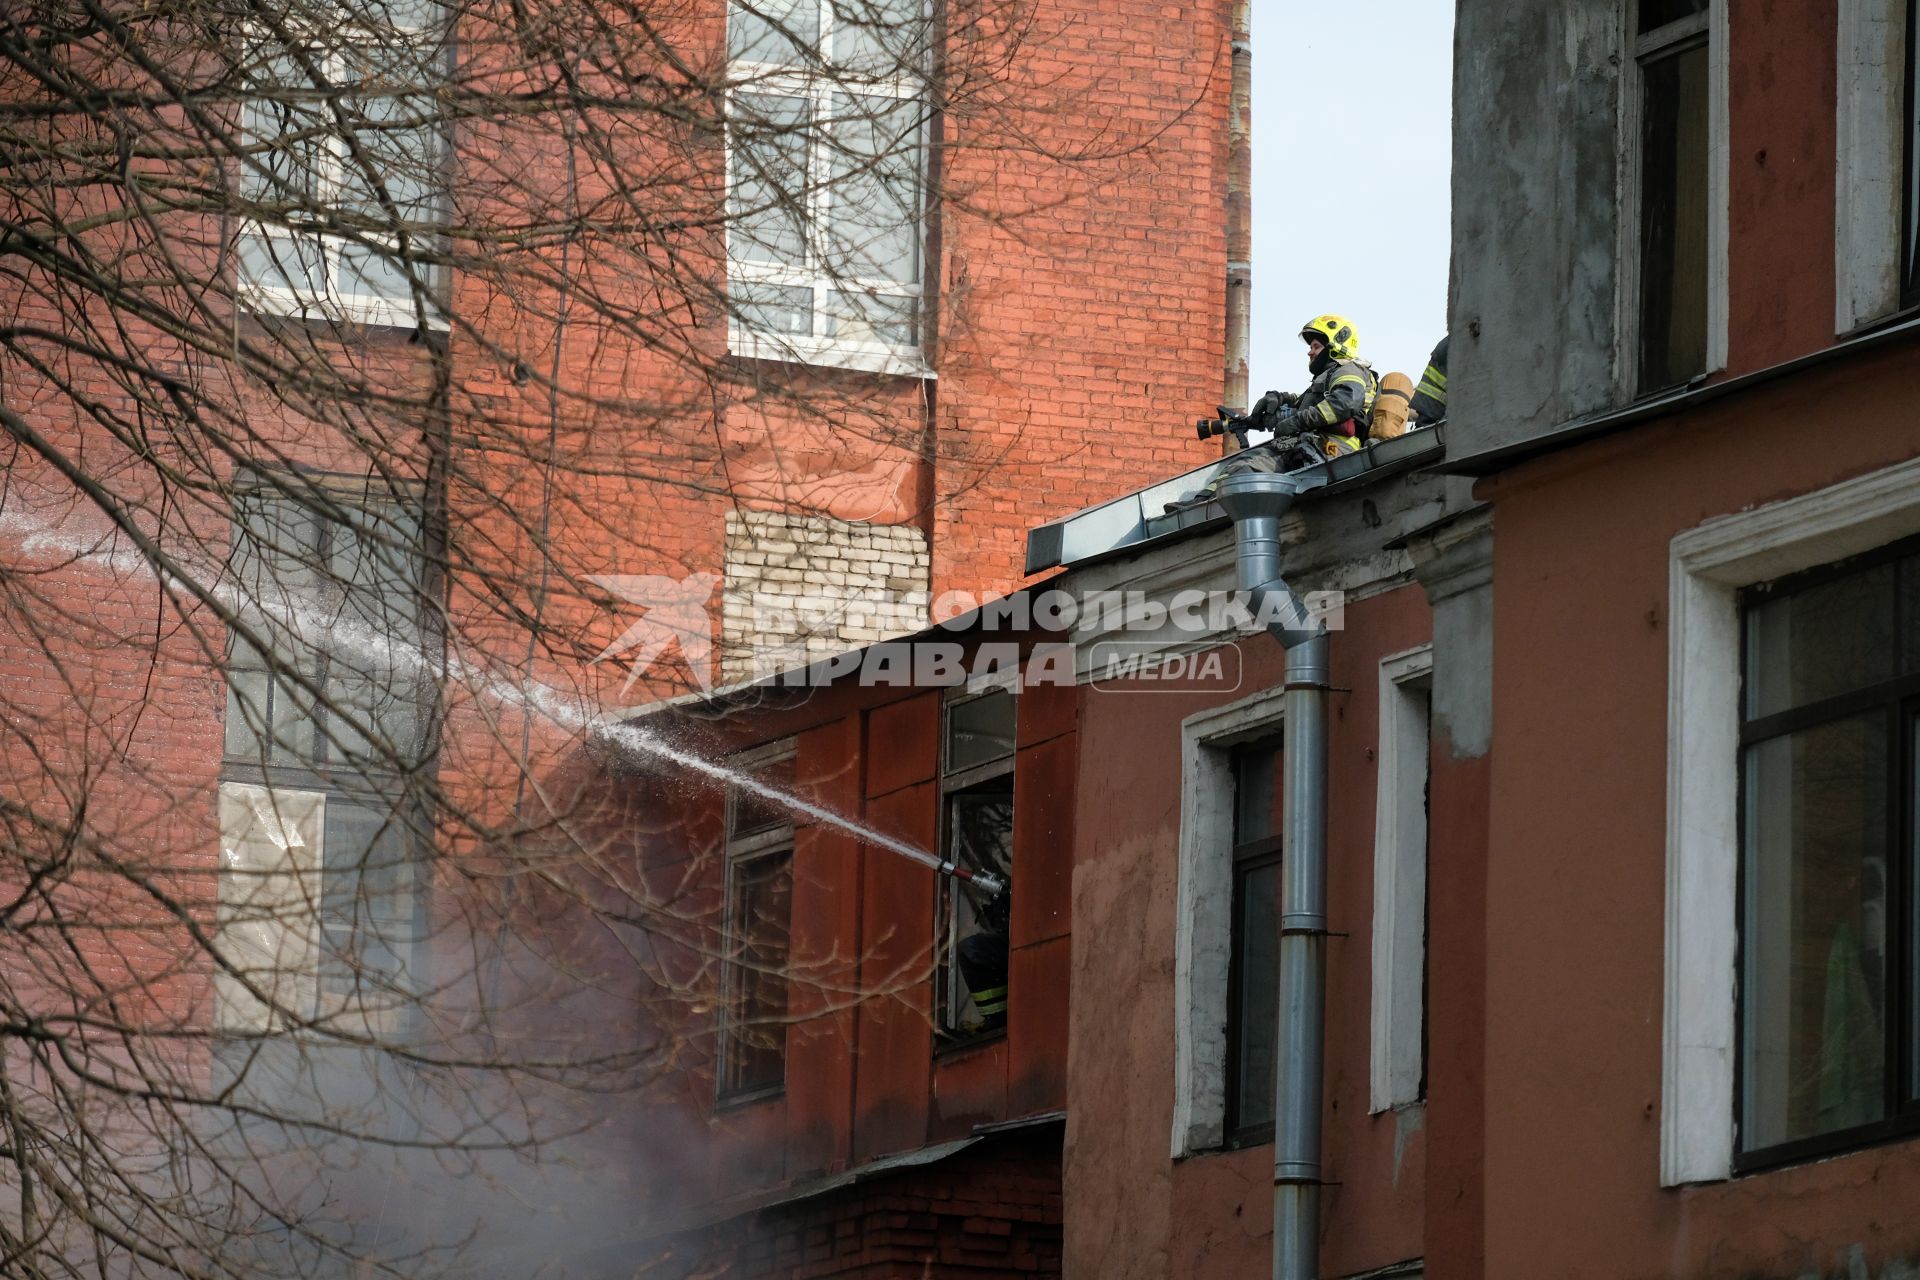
[
  {"left": 1410, "top": 336, "right": 1449, "bottom": 422},
  {"left": 1260, "top": 357, "right": 1380, "bottom": 441}
]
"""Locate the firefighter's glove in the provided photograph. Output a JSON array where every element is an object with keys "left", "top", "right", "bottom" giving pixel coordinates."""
[{"left": 1249, "top": 389, "right": 1295, "bottom": 431}]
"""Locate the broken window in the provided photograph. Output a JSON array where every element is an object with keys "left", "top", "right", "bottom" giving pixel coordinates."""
[
  {"left": 1737, "top": 535, "right": 1920, "bottom": 1167},
  {"left": 719, "top": 744, "right": 797, "bottom": 1100},
  {"left": 935, "top": 685, "right": 1015, "bottom": 1043},
  {"left": 1634, "top": 0, "right": 1710, "bottom": 394},
  {"left": 1226, "top": 735, "right": 1284, "bottom": 1145},
  {"left": 217, "top": 481, "right": 432, "bottom": 1035},
  {"left": 725, "top": 0, "right": 931, "bottom": 372}
]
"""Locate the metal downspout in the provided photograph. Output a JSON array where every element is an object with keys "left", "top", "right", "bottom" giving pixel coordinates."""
[
  {"left": 1225, "top": 0, "right": 1251, "bottom": 417},
  {"left": 1215, "top": 471, "right": 1330, "bottom": 1280}
]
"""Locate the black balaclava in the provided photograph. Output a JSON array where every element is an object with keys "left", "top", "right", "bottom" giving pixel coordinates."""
[{"left": 1306, "top": 337, "right": 1334, "bottom": 377}]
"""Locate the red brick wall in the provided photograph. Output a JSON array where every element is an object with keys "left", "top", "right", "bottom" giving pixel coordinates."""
[{"left": 657, "top": 1127, "right": 1064, "bottom": 1279}]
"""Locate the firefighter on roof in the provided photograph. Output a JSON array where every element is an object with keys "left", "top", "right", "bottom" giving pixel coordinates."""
[
  {"left": 1166, "top": 314, "right": 1379, "bottom": 511},
  {"left": 1242, "top": 314, "right": 1379, "bottom": 458}
]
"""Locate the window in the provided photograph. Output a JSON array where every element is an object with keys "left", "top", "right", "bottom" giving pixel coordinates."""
[
  {"left": 216, "top": 482, "right": 432, "bottom": 1034},
  {"left": 1736, "top": 538, "right": 1920, "bottom": 1167},
  {"left": 718, "top": 743, "right": 796, "bottom": 1100},
  {"left": 1171, "top": 684, "right": 1285, "bottom": 1156},
  {"left": 935, "top": 685, "right": 1015, "bottom": 1043},
  {"left": 1225, "top": 735, "right": 1284, "bottom": 1144},
  {"left": 235, "top": 1, "right": 450, "bottom": 328},
  {"left": 1664, "top": 455, "right": 1920, "bottom": 1185},
  {"left": 1372, "top": 646, "right": 1432, "bottom": 1114},
  {"left": 1631, "top": 0, "right": 1712, "bottom": 394},
  {"left": 725, "top": 0, "right": 931, "bottom": 373}
]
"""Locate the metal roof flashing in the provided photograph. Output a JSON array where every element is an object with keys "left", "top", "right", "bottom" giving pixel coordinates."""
[{"left": 1023, "top": 425, "right": 1447, "bottom": 575}]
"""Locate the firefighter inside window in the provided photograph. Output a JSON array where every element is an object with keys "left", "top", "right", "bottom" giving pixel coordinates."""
[{"left": 940, "top": 687, "right": 1015, "bottom": 1037}]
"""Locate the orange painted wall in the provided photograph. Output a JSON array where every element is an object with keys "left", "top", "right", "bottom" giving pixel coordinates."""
[
  {"left": 1479, "top": 342, "right": 1920, "bottom": 1278},
  {"left": 1060, "top": 581, "right": 1455, "bottom": 1278}
]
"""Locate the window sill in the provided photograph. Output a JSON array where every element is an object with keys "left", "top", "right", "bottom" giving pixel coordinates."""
[
  {"left": 241, "top": 288, "right": 450, "bottom": 337},
  {"left": 1838, "top": 298, "right": 1920, "bottom": 342},
  {"left": 932, "top": 1026, "right": 1005, "bottom": 1059},
  {"left": 728, "top": 328, "right": 934, "bottom": 379},
  {"left": 1731, "top": 1114, "right": 1920, "bottom": 1179},
  {"left": 714, "top": 1082, "right": 786, "bottom": 1113}
]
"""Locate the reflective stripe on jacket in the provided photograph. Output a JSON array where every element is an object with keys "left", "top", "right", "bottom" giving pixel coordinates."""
[
  {"left": 1410, "top": 335, "right": 1448, "bottom": 421},
  {"left": 1292, "top": 357, "right": 1379, "bottom": 440}
]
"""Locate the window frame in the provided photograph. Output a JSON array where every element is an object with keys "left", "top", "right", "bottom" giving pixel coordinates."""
[
  {"left": 723, "top": 0, "right": 934, "bottom": 376},
  {"left": 1170, "top": 682, "right": 1287, "bottom": 1157},
  {"left": 1616, "top": 0, "right": 1727, "bottom": 398},
  {"left": 1730, "top": 538, "right": 1920, "bottom": 1173},
  {"left": 1371, "top": 645, "right": 1433, "bottom": 1114},
  {"left": 235, "top": 11, "right": 453, "bottom": 331},
  {"left": 716, "top": 739, "right": 798, "bottom": 1104},
  {"left": 1223, "top": 734, "right": 1284, "bottom": 1148},
  {"left": 1663, "top": 454, "right": 1920, "bottom": 1185},
  {"left": 933, "top": 678, "right": 1017, "bottom": 1047}
]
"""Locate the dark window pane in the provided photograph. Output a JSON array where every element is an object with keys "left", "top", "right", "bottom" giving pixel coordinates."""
[
  {"left": 939, "top": 773, "right": 1013, "bottom": 1035},
  {"left": 1639, "top": 0, "right": 1706, "bottom": 35},
  {"left": 1234, "top": 740, "right": 1283, "bottom": 843},
  {"left": 1638, "top": 40, "right": 1710, "bottom": 394},
  {"left": 730, "top": 752, "right": 796, "bottom": 837},
  {"left": 945, "top": 688, "right": 1015, "bottom": 774},
  {"left": 1231, "top": 860, "right": 1280, "bottom": 1134},
  {"left": 1902, "top": 553, "right": 1920, "bottom": 675},
  {"left": 722, "top": 849, "right": 793, "bottom": 1095},
  {"left": 947, "top": 776, "right": 1013, "bottom": 881},
  {"left": 1912, "top": 715, "right": 1920, "bottom": 1104},
  {"left": 1741, "top": 713, "right": 1889, "bottom": 1150},
  {"left": 1745, "top": 560, "right": 1897, "bottom": 719}
]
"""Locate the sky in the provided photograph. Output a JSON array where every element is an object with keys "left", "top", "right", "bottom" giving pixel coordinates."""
[{"left": 1247, "top": 0, "right": 1454, "bottom": 401}]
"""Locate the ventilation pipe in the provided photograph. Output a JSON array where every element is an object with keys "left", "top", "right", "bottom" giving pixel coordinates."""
[{"left": 1214, "top": 469, "right": 1330, "bottom": 1280}]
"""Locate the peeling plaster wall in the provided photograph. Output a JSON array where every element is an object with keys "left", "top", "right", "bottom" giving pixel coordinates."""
[{"left": 1450, "top": 0, "right": 1622, "bottom": 458}]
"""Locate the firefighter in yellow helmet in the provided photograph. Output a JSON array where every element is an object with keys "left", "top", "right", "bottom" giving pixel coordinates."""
[
  {"left": 1242, "top": 314, "right": 1380, "bottom": 456},
  {"left": 1165, "top": 315, "right": 1379, "bottom": 511}
]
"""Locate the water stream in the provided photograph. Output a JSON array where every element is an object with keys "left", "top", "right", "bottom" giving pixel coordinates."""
[{"left": 0, "top": 511, "right": 1005, "bottom": 895}]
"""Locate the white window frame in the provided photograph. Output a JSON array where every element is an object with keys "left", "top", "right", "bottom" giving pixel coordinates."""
[
  {"left": 724, "top": 1, "right": 933, "bottom": 376},
  {"left": 1664, "top": 454, "right": 1920, "bottom": 1184},
  {"left": 1615, "top": 0, "right": 1728, "bottom": 395},
  {"left": 1836, "top": 0, "right": 1910, "bottom": 332},
  {"left": 1171, "top": 683, "right": 1287, "bottom": 1157},
  {"left": 717, "top": 738, "right": 798, "bottom": 1102},
  {"left": 1371, "top": 645, "right": 1432, "bottom": 1115},
  {"left": 237, "top": 16, "right": 451, "bottom": 331}
]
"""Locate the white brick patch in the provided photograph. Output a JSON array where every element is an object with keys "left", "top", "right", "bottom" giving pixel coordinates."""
[{"left": 722, "top": 511, "right": 931, "bottom": 681}]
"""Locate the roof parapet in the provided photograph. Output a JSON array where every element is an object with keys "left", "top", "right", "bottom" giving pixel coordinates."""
[{"left": 1024, "top": 425, "right": 1448, "bottom": 575}]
